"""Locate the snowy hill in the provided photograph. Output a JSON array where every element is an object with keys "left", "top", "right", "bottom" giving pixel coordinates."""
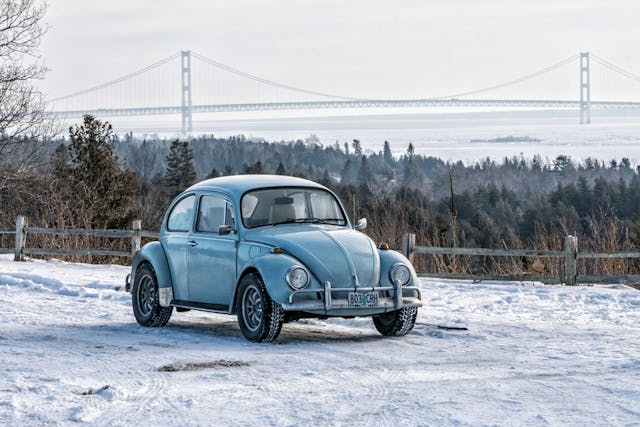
[{"left": 1, "top": 254, "right": 639, "bottom": 426}]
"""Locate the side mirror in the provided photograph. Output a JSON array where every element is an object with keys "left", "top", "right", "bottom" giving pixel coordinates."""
[
  {"left": 218, "top": 224, "right": 234, "bottom": 235},
  {"left": 354, "top": 218, "right": 367, "bottom": 230}
]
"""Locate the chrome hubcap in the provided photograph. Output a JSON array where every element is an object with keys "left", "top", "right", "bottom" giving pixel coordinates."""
[
  {"left": 138, "top": 275, "right": 156, "bottom": 316},
  {"left": 242, "top": 284, "right": 264, "bottom": 332}
]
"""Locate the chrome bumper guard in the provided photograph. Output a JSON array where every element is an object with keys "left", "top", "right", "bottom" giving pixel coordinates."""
[{"left": 285, "top": 280, "right": 422, "bottom": 312}]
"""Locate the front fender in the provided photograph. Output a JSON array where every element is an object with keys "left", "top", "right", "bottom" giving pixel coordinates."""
[
  {"left": 379, "top": 249, "right": 420, "bottom": 298},
  {"left": 234, "top": 253, "right": 321, "bottom": 309},
  {"left": 131, "top": 241, "right": 173, "bottom": 291}
]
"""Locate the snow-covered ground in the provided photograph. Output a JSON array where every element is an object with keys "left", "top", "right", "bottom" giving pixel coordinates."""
[{"left": 1, "top": 254, "right": 639, "bottom": 426}]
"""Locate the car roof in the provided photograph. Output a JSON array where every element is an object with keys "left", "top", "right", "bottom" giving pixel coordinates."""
[{"left": 186, "top": 174, "right": 327, "bottom": 195}]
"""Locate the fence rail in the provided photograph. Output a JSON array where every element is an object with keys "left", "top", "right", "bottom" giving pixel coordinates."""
[
  {"left": 402, "top": 233, "right": 639, "bottom": 285},
  {"left": 1, "top": 217, "right": 639, "bottom": 285},
  {"left": 1, "top": 216, "right": 156, "bottom": 261}
]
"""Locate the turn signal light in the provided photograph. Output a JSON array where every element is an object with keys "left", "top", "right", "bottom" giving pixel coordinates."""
[
  {"left": 273, "top": 247, "right": 283, "bottom": 254},
  {"left": 378, "top": 243, "right": 390, "bottom": 250}
]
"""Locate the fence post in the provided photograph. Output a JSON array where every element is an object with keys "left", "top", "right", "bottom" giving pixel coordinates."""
[
  {"left": 564, "top": 235, "right": 578, "bottom": 286},
  {"left": 131, "top": 219, "right": 141, "bottom": 257},
  {"left": 401, "top": 233, "right": 416, "bottom": 263},
  {"left": 14, "top": 215, "right": 27, "bottom": 262}
]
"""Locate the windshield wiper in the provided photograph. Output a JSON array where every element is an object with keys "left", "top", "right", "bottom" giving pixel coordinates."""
[
  {"left": 271, "top": 218, "right": 315, "bottom": 226},
  {"left": 313, "top": 218, "right": 347, "bottom": 224},
  {"left": 271, "top": 218, "right": 346, "bottom": 226}
]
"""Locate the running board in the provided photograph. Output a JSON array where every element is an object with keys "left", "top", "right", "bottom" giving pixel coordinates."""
[{"left": 170, "top": 300, "right": 230, "bottom": 314}]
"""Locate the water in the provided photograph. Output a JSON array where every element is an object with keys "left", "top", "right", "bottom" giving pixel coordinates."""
[{"left": 106, "top": 108, "right": 640, "bottom": 165}]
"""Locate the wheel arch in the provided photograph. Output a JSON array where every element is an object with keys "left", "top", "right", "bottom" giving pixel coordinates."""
[
  {"left": 230, "top": 266, "right": 260, "bottom": 314},
  {"left": 231, "top": 254, "right": 302, "bottom": 314},
  {"left": 131, "top": 241, "right": 173, "bottom": 291}
]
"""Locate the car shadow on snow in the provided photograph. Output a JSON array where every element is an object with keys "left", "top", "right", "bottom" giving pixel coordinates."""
[
  {"left": 48, "top": 316, "right": 473, "bottom": 347},
  {"left": 46, "top": 318, "right": 384, "bottom": 346},
  {"left": 166, "top": 318, "right": 389, "bottom": 344}
]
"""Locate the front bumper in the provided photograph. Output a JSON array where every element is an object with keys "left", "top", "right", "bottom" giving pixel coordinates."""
[{"left": 281, "top": 280, "right": 422, "bottom": 312}]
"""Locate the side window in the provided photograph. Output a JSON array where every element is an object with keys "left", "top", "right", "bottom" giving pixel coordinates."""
[
  {"left": 167, "top": 195, "right": 195, "bottom": 232},
  {"left": 197, "top": 195, "right": 233, "bottom": 233}
]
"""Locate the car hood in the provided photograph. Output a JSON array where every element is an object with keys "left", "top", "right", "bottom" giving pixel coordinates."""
[{"left": 245, "top": 226, "right": 380, "bottom": 287}]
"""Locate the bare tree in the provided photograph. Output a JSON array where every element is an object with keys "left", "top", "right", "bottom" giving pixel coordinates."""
[{"left": 0, "top": 0, "right": 52, "bottom": 190}]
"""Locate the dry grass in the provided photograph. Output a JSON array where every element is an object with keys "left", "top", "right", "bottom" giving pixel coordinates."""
[{"left": 1, "top": 214, "right": 639, "bottom": 280}]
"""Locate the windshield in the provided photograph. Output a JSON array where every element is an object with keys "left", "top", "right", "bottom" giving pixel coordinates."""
[{"left": 241, "top": 187, "right": 347, "bottom": 228}]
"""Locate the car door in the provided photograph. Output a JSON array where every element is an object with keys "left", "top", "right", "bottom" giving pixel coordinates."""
[
  {"left": 162, "top": 194, "right": 196, "bottom": 302},
  {"left": 187, "top": 193, "right": 238, "bottom": 307}
]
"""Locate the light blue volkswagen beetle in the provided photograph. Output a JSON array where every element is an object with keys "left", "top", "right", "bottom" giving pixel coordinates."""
[{"left": 127, "top": 175, "right": 422, "bottom": 342}]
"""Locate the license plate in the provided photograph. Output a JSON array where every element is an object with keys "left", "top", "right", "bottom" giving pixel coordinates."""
[{"left": 348, "top": 291, "right": 379, "bottom": 308}]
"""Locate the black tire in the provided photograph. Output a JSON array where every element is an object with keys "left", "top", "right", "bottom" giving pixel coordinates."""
[
  {"left": 373, "top": 307, "right": 418, "bottom": 337},
  {"left": 132, "top": 264, "right": 173, "bottom": 327},
  {"left": 236, "top": 273, "right": 284, "bottom": 342}
]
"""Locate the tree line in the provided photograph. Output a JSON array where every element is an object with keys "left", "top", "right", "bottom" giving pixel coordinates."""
[{"left": 2, "top": 115, "right": 640, "bottom": 277}]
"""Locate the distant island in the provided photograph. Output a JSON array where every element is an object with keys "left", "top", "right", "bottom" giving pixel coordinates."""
[{"left": 470, "top": 136, "right": 542, "bottom": 143}]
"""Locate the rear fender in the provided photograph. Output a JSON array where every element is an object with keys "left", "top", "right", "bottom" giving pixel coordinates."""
[{"left": 131, "top": 241, "right": 174, "bottom": 306}]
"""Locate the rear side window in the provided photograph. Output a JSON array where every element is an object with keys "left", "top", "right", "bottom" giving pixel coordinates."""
[{"left": 167, "top": 195, "right": 195, "bottom": 232}]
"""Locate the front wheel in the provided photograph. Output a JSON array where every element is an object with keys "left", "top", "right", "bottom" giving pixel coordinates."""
[
  {"left": 373, "top": 307, "right": 418, "bottom": 337},
  {"left": 236, "top": 273, "right": 284, "bottom": 342},
  {"left": 132, "top": 264, "right": 173, "bottom": 327}
]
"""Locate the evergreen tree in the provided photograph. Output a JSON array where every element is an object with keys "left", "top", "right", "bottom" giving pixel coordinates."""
[
  {"left": 321, "top": 169, "right": 331, "bottom": 184},
  {"left": 402, "top": 142, "right": 423, "bottom": 188},
  {"left": 358, "top": 155, "right": 372, "bottom": 187},
  {"left": 165, "top": 140, "right": 196, "bottom": 193},
  {"left": 242, "top": 160, "right": 264, "bottom": 174},
  {"left": 206, "top": 168, "right": 221, "bottom": 179},
  {"left": 352, "top": 139, "right": 363, "bottom": 156},
  {"left": 341, "top": 158, "right": 357, "bottom": 184},
  {"left": 383, "top": 140, "right": 393, "bottom": 164},
  {"left": 276, "top": 162, "right": 286, "bottom": 175},
  {"left": 58, "top": 115, "right": 139, "bottom": 228}
]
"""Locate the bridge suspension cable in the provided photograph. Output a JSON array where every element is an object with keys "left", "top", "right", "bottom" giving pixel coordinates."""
[
  {"left": 190, "top": 51, "right": 363, "bottom": 101},
  {"left": 48, "top": 52, "right": 181, "bottom": 103},
  {"left": 590, "top": 53, "right": 640, "bottom": 83},
  {"left": 428, "top": 54, "right": 580, "bottom": 100}
]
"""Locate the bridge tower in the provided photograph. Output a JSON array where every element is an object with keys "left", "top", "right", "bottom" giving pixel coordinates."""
[
  {"left": 181, "top": 50, "right": 193, "bottom": 136},
  {"left": 580, "top": 52, "right": 591, "bottom": 124}
]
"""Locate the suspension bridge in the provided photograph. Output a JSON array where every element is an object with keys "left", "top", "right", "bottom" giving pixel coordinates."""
[{"left": 48, "top": 51, "right": 640, "bottom": 135}]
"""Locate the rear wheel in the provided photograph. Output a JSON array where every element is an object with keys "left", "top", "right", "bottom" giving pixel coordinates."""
[
  {"left": 237, "top": 273, "right": 284, "bottom": 342},
  {"left": 132, "top": 264, "right": 173, "bottom": 327},
  {"left": 373, "top": 307, "right": 418, "bottom": 336}
]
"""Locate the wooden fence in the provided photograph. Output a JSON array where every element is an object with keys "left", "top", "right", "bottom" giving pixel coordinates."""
[
  {"left": 1, "top": 216, "right": 159, "bottom": 261},
  {"left": 400, "top": 233, "right": 640, "bottom": 285},
  {"left": 1, "top": 216, "right": 639, "bottom": 285}
]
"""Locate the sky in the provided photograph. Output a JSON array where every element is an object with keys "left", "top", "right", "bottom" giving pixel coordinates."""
[{"left": 39, "top": 0, "right": 640, "bottom": 103}]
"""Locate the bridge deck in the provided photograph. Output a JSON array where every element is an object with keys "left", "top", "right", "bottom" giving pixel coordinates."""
[{"left": 49, "top": 99, "right": 640, "bottom": 119}]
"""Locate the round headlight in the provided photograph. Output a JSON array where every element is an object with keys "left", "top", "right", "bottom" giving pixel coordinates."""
[
  {"left": 390, "top": 263, "right": 411, "bottom": 286},
  {"left": 286, "top": 266, "right": 309, "bottom": 290}
]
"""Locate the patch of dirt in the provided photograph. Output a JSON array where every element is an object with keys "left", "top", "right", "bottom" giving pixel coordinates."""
[{"left": 158, "top": 360, "right": 251, "bottom": 372}]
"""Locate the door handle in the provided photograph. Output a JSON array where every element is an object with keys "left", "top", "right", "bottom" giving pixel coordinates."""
[{"left": 187, "top": 240, "right": 197, "bottom": 247}]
